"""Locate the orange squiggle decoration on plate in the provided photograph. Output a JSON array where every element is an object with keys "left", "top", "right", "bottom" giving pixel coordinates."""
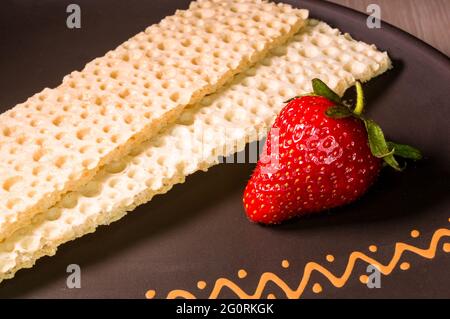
[{"left": 146, "top": 225, "right": 450, "bottom": 299}]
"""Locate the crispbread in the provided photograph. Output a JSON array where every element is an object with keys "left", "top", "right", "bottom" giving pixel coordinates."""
[
  {"left": 0, "top": 20, "right": 392, "bottom": 282},
  {"left": 0, "top": 0, "right": 307, "bottom": 241}
]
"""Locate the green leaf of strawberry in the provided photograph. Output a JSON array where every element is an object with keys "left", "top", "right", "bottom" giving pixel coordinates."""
[
  {"left": 364, "top": 119, "right": 402, "bottom": 171},
  {"left": 312, "top": 78, "right": 342, "bottom": 104},
  {"left": 363, "top": 119, "right": 393, "bottom": 157},
  {"left": 387, "top": 141, "right": 423, "bottom": 160},
  {"left": 324, "top": 105, "right": 353, "bottom": 119}
]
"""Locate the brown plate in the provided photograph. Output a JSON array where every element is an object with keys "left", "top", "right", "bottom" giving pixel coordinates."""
[{"left": 0, "top": 0, "right": 449, "bottom": 298}]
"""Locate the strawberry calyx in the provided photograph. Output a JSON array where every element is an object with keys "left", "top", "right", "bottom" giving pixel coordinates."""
[{"left": 287, "top": 78, "right": 422, "bottom": 171}]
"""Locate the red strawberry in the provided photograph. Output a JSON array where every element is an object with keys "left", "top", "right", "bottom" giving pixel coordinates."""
[{"left": 243, "top": 79, "right": 421, "bottom": 224}]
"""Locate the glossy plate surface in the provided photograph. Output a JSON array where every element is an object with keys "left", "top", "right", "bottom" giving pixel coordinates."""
[{"left": 0, "top": 0, "right": 449, "bottom": 298}]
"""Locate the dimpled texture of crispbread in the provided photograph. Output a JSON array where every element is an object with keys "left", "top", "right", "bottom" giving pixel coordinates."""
[
  {"left": 0, "top": 20, "right": 391, "bottom": 282},
  {"left": 0, "top": 0, "right": 307, "bottom": 242}
]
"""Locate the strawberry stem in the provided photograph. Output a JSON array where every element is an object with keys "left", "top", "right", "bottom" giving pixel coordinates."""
[
  {"left": 353, "top": 81, "right": 364, "bottom": 116},
  {"left": 319, "top": 79, "right": 422, "bottom": 170}
]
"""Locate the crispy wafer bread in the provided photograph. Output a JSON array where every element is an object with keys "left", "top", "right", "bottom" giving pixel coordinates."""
[
  {"left": 0, "top": 20, "right": 391, "bottom": 282},
  {"left": 0, "top": 0, "right": 307, "bottom": 241}
]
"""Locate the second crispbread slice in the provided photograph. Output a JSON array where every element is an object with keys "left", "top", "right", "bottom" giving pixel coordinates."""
[
  {"left": 0, "top": 0, "right": 308, "bottom": 241},
  {"left": 0, "top": 20, "right": 392, "bottom": 282}
]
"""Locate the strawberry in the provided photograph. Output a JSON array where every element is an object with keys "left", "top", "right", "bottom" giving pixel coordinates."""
[{"left": 243, "top": 79, "right": 421, "bottom": 224}]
